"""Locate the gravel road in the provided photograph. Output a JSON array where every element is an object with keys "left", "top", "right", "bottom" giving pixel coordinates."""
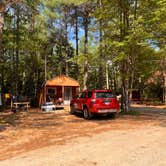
[{"left": 0, "top": 105, "right": 166, "bottom": 166}]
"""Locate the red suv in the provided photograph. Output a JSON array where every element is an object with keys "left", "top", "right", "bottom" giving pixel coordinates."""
[{"left": 70, "top": 90, "right": 120, "bottom": 119}]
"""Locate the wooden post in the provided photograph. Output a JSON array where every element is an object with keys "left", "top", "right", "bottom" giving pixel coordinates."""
[{"left": 62, "top": 86, "right": 64, "bottom": 104}]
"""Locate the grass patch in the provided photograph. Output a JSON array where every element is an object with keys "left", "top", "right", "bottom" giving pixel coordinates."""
[{"left": 120, "top": 109, "right": 140, "bottom": 116}]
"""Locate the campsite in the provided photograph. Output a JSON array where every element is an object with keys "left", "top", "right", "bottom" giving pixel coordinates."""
[{"left": 0, "top": 0, "right": 166, "bottom": 165}]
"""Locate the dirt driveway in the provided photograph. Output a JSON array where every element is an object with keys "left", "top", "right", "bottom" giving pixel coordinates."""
[{"left": 0, "top": 105, "right": 166, "bottom": 166}]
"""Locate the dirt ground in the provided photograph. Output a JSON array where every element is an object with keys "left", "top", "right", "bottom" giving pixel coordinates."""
[{"left": 0, "top": 104, "right": 166, "bottom": 166}]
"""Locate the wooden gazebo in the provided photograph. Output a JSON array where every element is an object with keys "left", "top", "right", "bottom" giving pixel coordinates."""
[{"left": 39, "top": 75, "right": 80, "bottom": 106}]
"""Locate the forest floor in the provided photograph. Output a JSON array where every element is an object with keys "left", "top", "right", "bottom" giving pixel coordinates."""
[{"left": 0, "top": 104, "right": 166, "bottom": 166}]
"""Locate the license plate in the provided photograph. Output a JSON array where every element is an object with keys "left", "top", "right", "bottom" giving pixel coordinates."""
[
  {"left": 98, "top": 109, "right": 117, "bottom": 113},
  {"left": 104, "top": 102, "right": 110, "bottom": 105}
]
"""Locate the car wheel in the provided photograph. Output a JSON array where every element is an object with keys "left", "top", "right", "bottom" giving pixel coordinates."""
[
  {"left": 70, "top": 105, "right": 75, "bottom": 114},
  {"left": 109, "top": 113, "right": 116, "bottom": 119},
  {"left": 83, "top": 107, "right": 93, "bottom": 120}
]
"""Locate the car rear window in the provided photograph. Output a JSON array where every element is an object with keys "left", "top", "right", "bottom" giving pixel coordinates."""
[{"left": 95, "top": 92, "right": 115, "bottom": 98}]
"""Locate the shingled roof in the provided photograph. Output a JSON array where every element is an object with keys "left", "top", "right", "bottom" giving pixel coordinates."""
[{"left": 45, "top": 75, "right": 80, "bottom": 87}]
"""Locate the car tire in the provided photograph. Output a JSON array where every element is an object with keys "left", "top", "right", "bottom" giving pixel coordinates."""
[
  {"left": 83, "top": 107, "right": 93, "bottom": 120},
  {"left": 70, "top": 105, "right": 75, "bottom": 114},
  {"left": 109, "top": 113, "right": 116, "bottom": 119}
]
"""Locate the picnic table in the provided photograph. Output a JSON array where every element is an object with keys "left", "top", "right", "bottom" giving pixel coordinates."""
[{"left": 11, "top": 101, "right": 30, "bottom": 111}]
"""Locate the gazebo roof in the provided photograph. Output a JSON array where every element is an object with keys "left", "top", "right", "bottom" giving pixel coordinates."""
[{"left": 45, "top": 75, "right": 80, "bottom": 87}]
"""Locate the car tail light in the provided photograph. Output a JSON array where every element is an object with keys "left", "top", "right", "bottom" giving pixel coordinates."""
[{"left": 91, "top": 99, "right": 96, "bottom": 104}]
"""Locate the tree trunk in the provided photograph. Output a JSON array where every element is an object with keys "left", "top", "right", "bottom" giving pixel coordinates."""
[
  {"left": 122, "top": 78, "right": 130, "bottom": 111},
  {"left": 30, "top": 2, "right": 38, "bottom": 98},
  {"left": 120, "top": 0, "right": 131, "bottom": 111},
  {"left": 64, "top": 6, "right": 69, "bottom": 76},
  {"left": 134, "top": 0, "right": 137, "bottom": 20},
  {"left": 98, "top": 26, "right": 104, "bottom": 89},
  {"left": 164, "top": 71, "right": 166, "bottom": 105},
  {"left": 83, "top": 17, "right": 89, "bottom": 90},
  {"left": 113, "top": 68, "right": 117, "bottom": 92},
  {"left": 15, "top": 5, "right": 20, "bottom": 96},
  {"left": 74, "top": 6, "right": 79, "bottom": 79},
  {"left": 128, "top": 0, "right": 137, "bottom": 101},
  {"left": 0, "top": 4, "right": 5, "bottom": 105},
  {"left": 98, "top": 0, "right": 104, "bottom": 89},
  {"left": 0, "top": 15, "right": 3, "bottom": 90},
  {"left": 128, "top": 47, "right": 135, "bottom": 101},
  {"left": 106, "top": 62, "right": 109, "bottom": 89},
  {"left": 0, "top": 17, "right": 3, "bottom": 62},
  {"left": 0, "top": 3, "right": 5, "bottom": 63},
  {"left": 122, "top": 59, "right": 131, "bottom": 111},
  {"left": 75, "top": 6, "right": 79, "bottom": 56}
]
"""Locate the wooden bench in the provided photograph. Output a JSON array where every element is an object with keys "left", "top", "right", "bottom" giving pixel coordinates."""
[{"left": 11, "top": 102, "right": 30, "bottom": 111}]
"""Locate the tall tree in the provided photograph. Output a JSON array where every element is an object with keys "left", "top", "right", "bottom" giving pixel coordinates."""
[
  {"left": 80, "top": 2, "right": 94, "bottom": 90},
  {"left": 97, "top": 0, "right": 105, "bottom": 89}
]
